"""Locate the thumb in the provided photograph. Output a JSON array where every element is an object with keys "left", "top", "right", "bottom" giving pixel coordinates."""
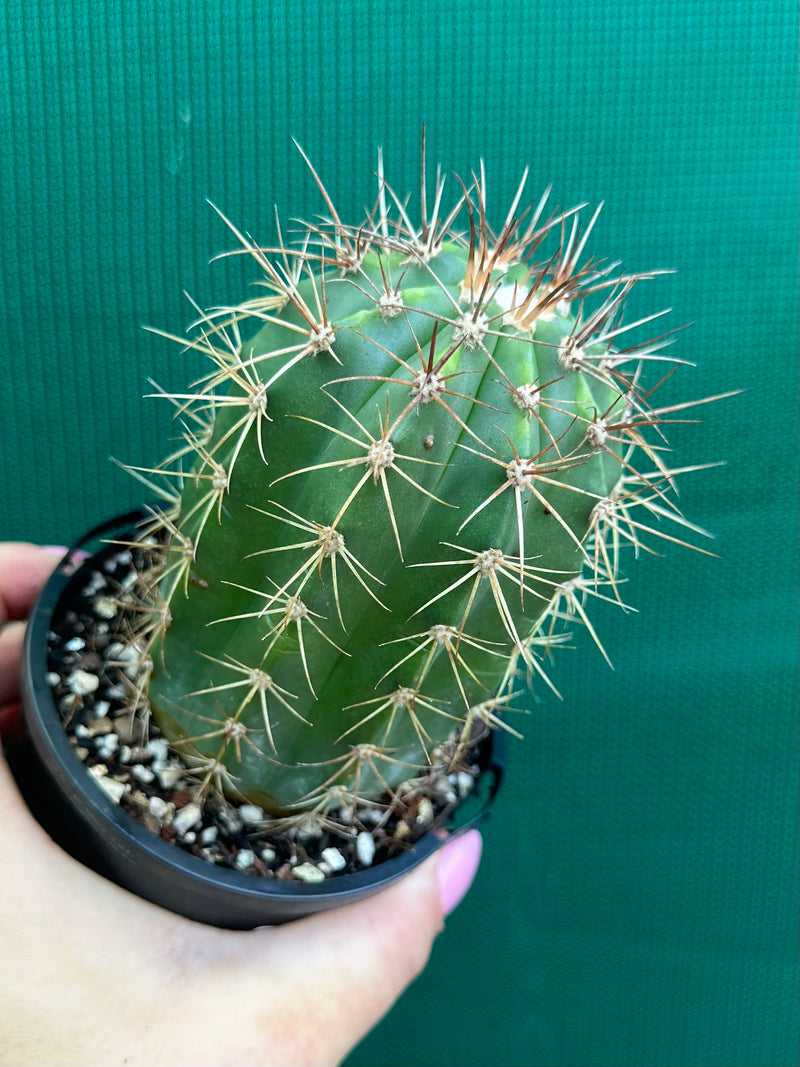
[
  {"left": 293, "top": 827, "right": 484, "bottom": 989},
  {"left": 202, "top": 830, "right": 483, "bottom": 1067}
]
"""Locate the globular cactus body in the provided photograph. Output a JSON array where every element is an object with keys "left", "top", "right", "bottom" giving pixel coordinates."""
[{"left": 134, "top": 151, "right": 702, "bottom": 819}]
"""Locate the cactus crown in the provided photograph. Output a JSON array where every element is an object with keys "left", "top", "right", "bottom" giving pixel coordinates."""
[{"left": 118, "top": 141, "right": 716, "bottom": 838}]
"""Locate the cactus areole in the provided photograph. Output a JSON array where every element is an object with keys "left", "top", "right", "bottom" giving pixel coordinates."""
[{"left": 29, "top": 146, "right": 720, "bottom": 896}]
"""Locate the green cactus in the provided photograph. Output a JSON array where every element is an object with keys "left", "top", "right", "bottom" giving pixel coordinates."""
[{"left": 126, "top": 145, "right": 712, "bottom": 821}]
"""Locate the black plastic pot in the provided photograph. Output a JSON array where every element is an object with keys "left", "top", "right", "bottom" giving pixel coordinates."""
[{"left": 11, "top": 510, "right": 505, "bottom": 929}]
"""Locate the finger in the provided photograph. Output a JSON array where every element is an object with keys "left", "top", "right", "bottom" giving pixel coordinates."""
[
  {"left": 196, "top": 830, "right": 483, "bottom": 1066},
  {"left": 0, "top": 620, "right": 26, "bottom": 708},
  {"left": 0, "top": 703, "right": 24, "bottom": 745},
  {"left": 291, "top": 830, "right": 482, "bottom": 1059},
  {"left": 0, "top": 543, "right": 65, "bottom": 627}
]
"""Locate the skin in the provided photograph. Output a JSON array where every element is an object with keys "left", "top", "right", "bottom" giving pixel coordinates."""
[{"left": 0, "top": 543, "right": 481, "bottom": 1067}]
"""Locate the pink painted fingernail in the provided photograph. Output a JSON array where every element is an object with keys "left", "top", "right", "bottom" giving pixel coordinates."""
[
  {"left": 43, "top": 546, "right": 90, "bottom": 561},
  {"left": 436, "top": 829, "right": 483, "bottom": 916}
]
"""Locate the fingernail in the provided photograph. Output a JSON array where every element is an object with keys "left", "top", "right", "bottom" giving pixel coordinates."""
[
  {"left": 42, "top": 546, "right": 90, "bottom": 562},
  {"left": 436, "top": 829, "right": 483, "bottom": 917}
]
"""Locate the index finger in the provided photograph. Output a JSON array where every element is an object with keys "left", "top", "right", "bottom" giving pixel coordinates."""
[{"left": 0, "top": 544, "right": 65, "bottom": 628}]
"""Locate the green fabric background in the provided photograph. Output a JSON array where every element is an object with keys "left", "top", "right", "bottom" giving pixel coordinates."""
[{"left": 1, "top": 2, "right": 797, "bottom": 1064}]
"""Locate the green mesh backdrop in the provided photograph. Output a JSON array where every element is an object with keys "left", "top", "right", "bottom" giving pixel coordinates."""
[{"left": 2, "top": 3, "right": 797, "bottom": 1065}]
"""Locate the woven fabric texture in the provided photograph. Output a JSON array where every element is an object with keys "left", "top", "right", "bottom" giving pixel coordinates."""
[{"left": 1, "top": 3, "right": 797, "bottom": 1065}]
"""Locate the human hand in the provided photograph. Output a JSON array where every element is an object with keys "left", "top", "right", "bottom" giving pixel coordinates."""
[{"left": 0, "top": 542, "right": 483, "bottom": 1067}]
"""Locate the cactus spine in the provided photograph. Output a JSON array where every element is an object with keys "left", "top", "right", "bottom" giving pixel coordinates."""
[{"left": 126, "top": 146, "right": 711, "bottom": 823}]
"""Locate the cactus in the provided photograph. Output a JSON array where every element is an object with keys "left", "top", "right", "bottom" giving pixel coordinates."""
[{"left": 124, "top": 143, "right": 714, "bottom": 825}]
